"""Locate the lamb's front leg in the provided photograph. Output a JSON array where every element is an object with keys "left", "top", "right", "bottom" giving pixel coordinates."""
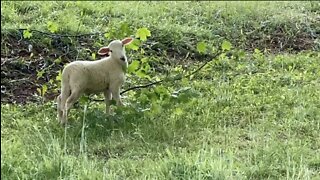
[
  {"left": 104, "top": 89, "right": 112, "bottom": 115},
  {"left": 110, "top": 83, "right": 123, "bottom": 107}
]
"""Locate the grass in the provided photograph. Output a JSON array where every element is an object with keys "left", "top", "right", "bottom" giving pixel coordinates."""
[
  {"left": 1, "top": 1, "right": 320, "bottom": 179},
  {"left": 2, "top": 52, "right": 320, "bottom": 179}
]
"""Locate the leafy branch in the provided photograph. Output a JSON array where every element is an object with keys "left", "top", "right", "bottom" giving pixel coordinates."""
[
  {"left": 91, "top": 50, "right": 222, "bottom": 102},
  {"left": 121, "top": 50, "right": 222, "bottom": 95}
]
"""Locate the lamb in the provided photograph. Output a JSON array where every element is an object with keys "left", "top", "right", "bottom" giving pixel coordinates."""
[{"left": 56, "top": 37, "right": 133, "bottom": 125}]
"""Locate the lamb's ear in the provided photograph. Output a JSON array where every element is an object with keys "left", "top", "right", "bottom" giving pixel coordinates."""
[
  {"left": 98, "top": 47, "right": 110, "bottom": 55},
  {"left": 122, "top": 37, "right": 133, "bottom": 45}
]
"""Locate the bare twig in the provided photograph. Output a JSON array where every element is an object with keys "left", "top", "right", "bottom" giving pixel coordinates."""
[
  {"left": 120, "top": 79, "right": 164, "bottom": 95},
  {"left": 8, "top": 77, "right": 37, "bottom": 85},
  {"left": 1, "top": 58, "right": 8, "bottom": 66}
]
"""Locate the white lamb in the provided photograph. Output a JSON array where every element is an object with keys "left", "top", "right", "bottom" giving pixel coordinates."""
[{"left": 57, "top": 37, "right": 133, "bottom": 125}]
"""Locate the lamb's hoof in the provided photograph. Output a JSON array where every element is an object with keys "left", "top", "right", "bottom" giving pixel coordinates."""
[
  {"left": 59, "top": 119, "right": 68, "bottom": 126},
  {"left": 60, "top": 123, "right": 68, "bottom": 127}
]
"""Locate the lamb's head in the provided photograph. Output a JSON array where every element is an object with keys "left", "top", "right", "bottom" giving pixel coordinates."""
[{"left": 98, "top": 37, "right": 133, "bottom": 62}]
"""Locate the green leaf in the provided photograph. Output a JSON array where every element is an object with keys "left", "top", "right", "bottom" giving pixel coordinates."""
[
  {"left": 126, "top": 39, "right": 140, "bottom": 51},
  {"left": 47, "top": 21, "right": 58, "bottom": 33},
  {"left": 37, "top": 70, "right": 45, "bottom": 79},
  {"left": 135, "top": 27, "right": 151, "bottom": 41},
  {"left": 128, "top": 60, "right": 140, "bottom": 73},
  {"left": 142, "top": 63, "right": 150, "bottom": 72},
  {"left": 42, "top": 84, "right": 48, "bottom": 96},
  {"left": 23, "top": 30, "right": 32, "bottom": 39},
  {"left": 141, "top": 57, "right": 148, "bottom": 63},
  {"left": 54, "top": 58, "right": 61, "bottom": 64},
  {"left": 196, "top": 41, "right": 207, "bottom": 54},
  {"left": 135, "top": 69, "right": 146, "bottom": 78},
  {"left": 221, "top": 40, "right": 232, "bottom": 51},
  {"left": 37, "top": 88, "right": 41, "bottom": 96},
  {"left": 91, "top": 53, "right": 96, "bottom": 60},
  {"left": 140, "top": 48, "right": 145, "bottom": 54},
  {"left": 56, "top": 70, "right": 62, "bottom": 81},
  {"left": 126, "top": 43, "right": 139, "bottom": 51},
  {"left": 104, "top": 32, "right": 110, "bottom": 39}
]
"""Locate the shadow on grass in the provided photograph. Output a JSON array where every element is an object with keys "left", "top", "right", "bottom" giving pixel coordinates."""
[{"left": 63, "top": 104, "right": 146, "bottom": 139}]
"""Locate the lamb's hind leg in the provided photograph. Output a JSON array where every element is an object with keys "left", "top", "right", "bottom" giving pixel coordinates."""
[
  {"left": 57, "top": 95, "right": 63, "bottom": 122},
  {"left": 61, "top": 90, "right": 81, "bottom": 125}
]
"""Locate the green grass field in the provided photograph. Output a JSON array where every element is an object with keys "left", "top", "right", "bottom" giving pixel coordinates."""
[{"left": 1, "top": 1, "right": 320, "bottom": 179}]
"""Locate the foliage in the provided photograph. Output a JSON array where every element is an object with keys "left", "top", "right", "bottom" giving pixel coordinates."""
[{"left": 1, "top": 1, "right": 319, "bottom": 53}]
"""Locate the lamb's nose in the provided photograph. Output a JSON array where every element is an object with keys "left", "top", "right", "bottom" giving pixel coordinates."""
[{"left": 120, "top": 57, "right": 126, "bottom": 61}]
